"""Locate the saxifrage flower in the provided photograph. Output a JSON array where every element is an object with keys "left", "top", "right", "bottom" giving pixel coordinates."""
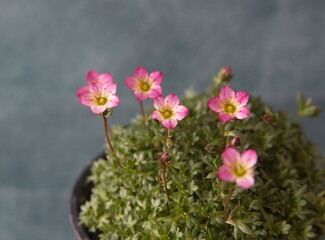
[
  {"left": 125, "top": 67, "right": 163, "bottom": 101},
  {"left": 218, "top": 148, "right": 257, "bottom": 189},
  {"left": 77, "top": 71, "right": 114, "bottom": 98},
  {"left": 208, "top": 86, "right": 250, "bottom": 123},
  {"left": 78, "top": 82, "right": 120, "bottom": 114},
  {"left": 151, "top": 94, "right": 189, "bottom": 129}
]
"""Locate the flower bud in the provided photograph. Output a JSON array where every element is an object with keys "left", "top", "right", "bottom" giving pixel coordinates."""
[
  {"left": 230, "top": 137, "right": 240, "bottom": 147},
  {"left": 159, "top": 152, "right": 171, "bottom": 164},
  {"left": 263, "top": 114, "right": 272, "bottom": 122},
  {"left": 218, "top": 67, "right": 233, "bottom": 83}
]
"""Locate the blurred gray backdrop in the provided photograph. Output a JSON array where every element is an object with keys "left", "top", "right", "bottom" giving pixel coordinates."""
[{"left": 0, "top": 0, "right": 324, "bottom": 239}]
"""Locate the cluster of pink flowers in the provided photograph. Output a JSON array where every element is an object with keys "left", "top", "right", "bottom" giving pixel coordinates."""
[
  {"left": 77, "top": 66, "right": 258, "bottom": 190},
  {"left": 77, "top": 67, "right": 190, "bottom": 129}
]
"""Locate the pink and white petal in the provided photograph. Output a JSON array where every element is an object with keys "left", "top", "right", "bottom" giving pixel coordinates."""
[
  {"left": 235, "top": 91, "right": 249, "bottom": 107},
  {"left": 80, "top": 93, "right": 95, "bottom": 107},
  {"left": 148, "top": 85, "right": 162, "bottom": 99},
  {"left": 125, "top": 77, "right": 139, "bottom": 90},
  {"left": 99, "top": 73, "right": 113, "bottom": 84},
  {"left": 77, "top": 86, "right": 90, "bottom": 98},
  {"left": 149, "top": 71, "right": 163, "bottom": 85},
  {"left": 219, "top": 86, "right": 235, "bottom": 101},
  {"left": 234, "top": 107, "right": 250, "bottom": 120},
  {"left": 208, "top": 97, "right": 222, "bottom": 112},
  {"left": 90, "top": 105, "right": 107, "bottom": 114},
  {"left": 165, "top": 94, "right": 180, "bottom": 107},
  {"left": 86, "top": 71, "right": 99, "bottom": 84},
  {"left": 134, "top": 67, "right": 148, "bottom": 79},
  {"left": 89, "top": 83, "right": 103, "bottom": 94},
  {"left": 154, "top": 96, "right": 165, "bottom": 110},
  {"left": 218, "top": 112, "right": 234, "bottom": 123},
  {"left": 175, "top": 105, "right": 189, "bottom": 120},
  {"left": 236, "top": 175, "right": 255, "bottom": 189},
  {"left": 103, "top": 82, "right": 117, "bottom": 94},
  {"left": 151, "top": 110, "right": 164, "bottom": 121},
  {"left": 241, "top": 149, "right": 258, "bottom": 168},
  {"left": 161, "top": 119, "right": 178, "bottom": 129},
  {"left": 106, "top": 95, "right": 120, "bottom": 108},
  {"left": 218, "top": 165, "right": 236, "bottom": 182},
  {"left": 222, "top": 147, "right": 240, "bottom": 165},
  {"left": 134, "top": 90, "right": 148, "bottom": 101}
]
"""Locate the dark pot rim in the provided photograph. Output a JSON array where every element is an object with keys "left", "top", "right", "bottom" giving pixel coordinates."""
[{"left": 69, "top": 152, "right": 105, "bottom": 240}]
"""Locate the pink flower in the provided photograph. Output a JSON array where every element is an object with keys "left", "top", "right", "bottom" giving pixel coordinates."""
[
  {"left": 151, "top": 94, "right": 189, "bottom": 129},
  {"left": 77, "top": 82, "right": 120, "bottom": 114},
  {"left": 125, "top": 67, "right": 163, "bottom": 101},
  {"left": 77, "top": 71, "right": 114, "bottom": 98},
  {"left": 208, "top": 86, "right": 250, "bottom": 123},
  {"left": 218, "top": 148, "right": 258, "bottom": 189}
]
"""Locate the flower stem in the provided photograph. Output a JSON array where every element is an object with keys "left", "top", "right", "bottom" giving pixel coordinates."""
[
  {"left": 102, "top": 115, "right": 123, "bottom": 168},
  {"left": 162, "top": 165, "right": 171, "bottom": 202},
  {"left": 223, "top": 186, "right": 235, "bottom": 222},
  {"left": 221, "top": 123, "right": 226, "bottom": 149},
  {"left": 140, "top": 101, "right": 148, "bottom": 128}
]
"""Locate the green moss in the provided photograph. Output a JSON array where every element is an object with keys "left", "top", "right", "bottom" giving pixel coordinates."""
[{"left": 80, "top": 88, "right": 325, "bottom": 240}]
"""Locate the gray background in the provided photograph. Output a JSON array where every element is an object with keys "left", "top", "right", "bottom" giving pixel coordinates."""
[{"left": 0, "top": 0, "right": 324, "bottom": 239}]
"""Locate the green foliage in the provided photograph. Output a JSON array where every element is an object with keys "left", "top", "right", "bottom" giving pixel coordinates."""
[{"left": 80, "top": 88, "right": 325, "bottom": 239}]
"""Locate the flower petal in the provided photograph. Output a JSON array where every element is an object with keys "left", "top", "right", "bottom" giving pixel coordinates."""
[
  {"left": 148, "top": 85, "right": 162, "bottom": 99},
  {"left": 151, "top": 110, "right": 164, "bottom": 121},
  {"left": 106, "top": 95, "right": 120, "bottom": 108},
  {"left": 236, "top": 174, "right": 255, "bottom": 189},
  {"left": 86, "top": 71, "right": 99, "bottom": 84},
  {"left": 236, "top": 91, "right": 249, "bottom": 107},
  {"left": 222, "top": 148, "right": 240, "bottom": 165},
  {"left": 219, "top": 86, "right": 235, "bottom": 101},
  {"left": 125, "top": 77, "right": 138, "bottom": 91},
  {"left": 90, "top": 106, "right": 107, "bottom": 114},
  {"left": 234, "top": 107, "right": 250, "bottom": 120},
  {"left": 161, "top": 119, "right": 178, "bottom": 129},
  {"left": 88, "top": 83, "right": 103, "bottom": 95},
  {"left": 134, "top": 67, "right": 148, "bottom": 79},
  {"left": 208, "top": 97, "right": 222, "bottom": 112},
  {"left": 165, "top": 94, "right": 180, "bottom": 107},
  {"left": 218, "top": 165, "right": 236, "bottom": 182},
  {"left": 218, "top": 112, "right": 234, "bottom": 123},
  {"left": 80, "top": 93, "right": 94, "bottom": 107},
  {"left": 149, "top": 71, "right": 163, "bottom": 85},
  {"left": 241, "top": 149, "right": 258, "bottom": 168},
  {"left": 103, "top": 82, "right": 117, "bottom": 94},
  {"left": 175, "top": 105, "right": 189, "bottom": 120},
  {"left": 99, "top": 73, "right": 113, "bottom": 84},
  {"left": 154, "top": 97, "right": 165, "bottom": 110},
  {"left": 134, "top": 90, "right": 148, "bottom": 101},
  {"left": 77, "top": 86, "right": 90, "bottom": 98}
]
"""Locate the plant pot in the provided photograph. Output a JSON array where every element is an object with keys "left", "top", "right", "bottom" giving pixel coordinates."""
[{"left": 69, "top": 152, "right": 105, "bottom": 240}]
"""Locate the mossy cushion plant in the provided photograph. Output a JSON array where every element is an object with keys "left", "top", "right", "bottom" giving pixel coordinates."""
[{"left": 76, "top": 67, "right": 325, "bottom": 239}]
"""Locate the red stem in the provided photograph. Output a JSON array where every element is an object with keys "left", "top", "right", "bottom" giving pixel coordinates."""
[
  {"left": 162, "top": 165, "right": 171, "bottom": 202},
  {"left": 102, "top": 115, "right": 123, "bottom": 168},
  {"left": 223, "top": 186, "right": 235, "bottom": 222}
]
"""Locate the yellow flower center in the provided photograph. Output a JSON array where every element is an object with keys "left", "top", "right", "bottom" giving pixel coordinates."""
[
  {"left": 161, "top": 109, "right": 173, "bottom": 119},
  {"left": 223, "top": 103, "right": 236, "bottom": 114},
  {"left": 95, "top": 97, "right": 108, "bottom": 106},
  {"left": 139, "top": 80, "right": 151, "bottom": 92},
  {"left": 233, "top": 164, "right": 247, "bottom": 177}
]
